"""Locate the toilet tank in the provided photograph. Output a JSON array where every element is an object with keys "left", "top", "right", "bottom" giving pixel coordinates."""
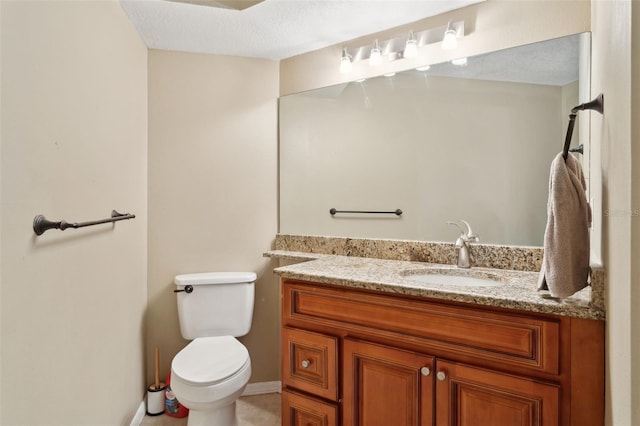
[{"left": 174, "top": 272, "right": 256, "bottom": 340}]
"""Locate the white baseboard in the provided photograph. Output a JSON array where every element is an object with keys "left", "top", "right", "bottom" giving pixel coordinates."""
[
  {"left": 129, "top": 401, "right": 146, "bottom": 426},
  {"left": 242, "top": 381, "right": 282, "bottom": 396},
  {"left": 129, "top": 381, "right": 281, "bottom": 425}
]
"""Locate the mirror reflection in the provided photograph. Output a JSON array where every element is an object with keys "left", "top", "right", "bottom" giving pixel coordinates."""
[{"left": 279, "top": 33, "right": 590, "bottom": 246}]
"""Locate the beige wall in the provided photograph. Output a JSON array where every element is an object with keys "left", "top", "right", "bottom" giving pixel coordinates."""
[
  {"left": 592, "top": 1, "right": 640, "bottom": 424},
  {"left": 280, "top": 0, "right": 590, "bottom": 95},
  {"left": 147, "top": 50, "right": 280, "bottom": 385},
  {"left": 632, "top": 2, "right": 640, "bottom": 422},
  {"left": 0, "top": 1, "right": 148, "bottom": 425}
]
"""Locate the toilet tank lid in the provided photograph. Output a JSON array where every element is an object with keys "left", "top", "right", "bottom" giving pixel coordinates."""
[{"left": 175, "top": 272, "right": 257, "bottom": 286}]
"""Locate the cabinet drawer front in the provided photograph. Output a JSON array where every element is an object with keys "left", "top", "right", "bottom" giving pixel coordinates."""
[
  {"left": 284, "top": 282, "right": 559, "bottom": 374},
  {"left": 282, "top": 390, "right": 338, "bottom": 426},
  {"left": 282, "top": 327, "right": 338, "bottom": 401}
]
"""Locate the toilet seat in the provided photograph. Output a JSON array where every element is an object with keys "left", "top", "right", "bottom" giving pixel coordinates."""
[{"left": 172, "top": 336, "right": 249, "bottom": 387}]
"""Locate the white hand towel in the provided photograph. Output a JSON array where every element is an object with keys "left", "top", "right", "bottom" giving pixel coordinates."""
[{"left": 537, "top": 152, "right": 591, "bottom": 298}]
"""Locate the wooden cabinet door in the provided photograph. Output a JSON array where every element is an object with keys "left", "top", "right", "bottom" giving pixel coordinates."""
[
  {"left": 282, "top": 389, "right": 338, "bottom": 426},
  {"left": 343, "top": 338, "right": 434, "bottom": 426},
  {"left": 434, "top": 360, "right": 559, "bottom": 426}
]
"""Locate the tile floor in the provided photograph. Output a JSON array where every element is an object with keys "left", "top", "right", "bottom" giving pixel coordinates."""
[{"left": 140, "top": 393, "right": 281, "bottom": 426}]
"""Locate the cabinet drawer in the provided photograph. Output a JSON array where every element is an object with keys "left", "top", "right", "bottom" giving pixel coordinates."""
[
  {"left": 282, "top": 390, "right": 338, "bottom": 426},
  {"left": 284, "top": 281, "right": 560, "bottom": 375},
  {"left": 282, "top": 327, "right": 338, "bottom": 401}
]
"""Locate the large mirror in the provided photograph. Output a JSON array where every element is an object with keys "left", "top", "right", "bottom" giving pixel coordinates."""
[{"left": 279, "top": 33, "right": 591, "bottom": 246}]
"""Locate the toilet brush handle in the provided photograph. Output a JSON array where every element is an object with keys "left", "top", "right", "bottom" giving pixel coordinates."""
[{"left": 154, "top": 347, "right": 160, "bottom": 390}]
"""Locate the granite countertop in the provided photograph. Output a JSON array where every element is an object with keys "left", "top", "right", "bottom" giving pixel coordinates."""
[{"left": 267, "top": 251, "right": 605, "bottom": 320}]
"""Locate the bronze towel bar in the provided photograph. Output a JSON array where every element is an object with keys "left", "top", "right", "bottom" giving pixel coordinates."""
[
  {"left": 562, "top": 94, "right": 604, "bottom": 161},
  {"left": 33, "top": 210, "right": 135, "bottom": 236},
  {"left": 329, "top": 208, "right": 403, "bottom": 216}
]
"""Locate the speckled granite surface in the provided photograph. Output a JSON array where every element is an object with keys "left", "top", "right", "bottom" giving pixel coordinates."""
[
  {"left": 272, "top": 255, "right": 605, "bottom": 320},
  {"left": 273, "top": 233, "right": 544, "bottom": 271},
  {"left": 267, "top": 234, "right": 605, "bottom": 320}
]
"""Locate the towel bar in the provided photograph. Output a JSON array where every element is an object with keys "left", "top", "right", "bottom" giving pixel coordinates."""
[
  {"left": 329, "top": 208, "right": 403, "bottom": 216},
  {"left": 562, "top": 94, "right": 603, "bottom": 161},
  {"left": 33, "top": 210, "right": 135, "bottom": 236}
]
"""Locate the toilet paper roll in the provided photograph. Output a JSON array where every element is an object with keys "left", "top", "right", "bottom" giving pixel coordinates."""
[{"left": 146, "top": 384, "right": 166, "bottom": 416}]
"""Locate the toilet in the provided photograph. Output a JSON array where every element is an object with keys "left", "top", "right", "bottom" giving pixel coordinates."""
[{"left": 170, "top": 272, "right": 256, "bottom": 426}]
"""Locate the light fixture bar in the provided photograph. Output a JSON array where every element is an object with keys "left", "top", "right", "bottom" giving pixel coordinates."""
[
  {"left": 338, "top": 21, "right": 464, "bottom": 73},
  {"left": 342, "top": 21, "right": 464, "bottom": 63}
]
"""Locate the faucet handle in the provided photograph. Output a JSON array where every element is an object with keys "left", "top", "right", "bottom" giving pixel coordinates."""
[{"left": 459, "top": 220, "right": 479, "bottom": 243}]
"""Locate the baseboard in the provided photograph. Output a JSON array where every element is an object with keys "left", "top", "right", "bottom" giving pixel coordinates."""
[
  {"left": 129, "top": 400, "right": 146, "bottom": 426},
  {"left": 242, "top": 381, "right": 282, "bottom": 396}
]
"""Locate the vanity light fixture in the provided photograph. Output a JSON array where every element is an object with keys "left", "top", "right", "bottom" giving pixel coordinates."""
[
  {"left": 383, "top": 72, "right": 396, "bottom": 77},
  {"left": 369, "top": 39, "right": 382, "bottom": 66},
  {"left": 451, "top": 57, "right": 468, "bottom": 66},
  {"left": 416, "top": 65, "right": 431, "bottom": 71},
  {"left": 442, "top": 21, "right": 458, "bottom": 50},
  {"left": 338, "top": 21, "right": 464, "bottom": 74},
  {"left": 403, "top": 31, "right": 418, "bottom": 59},
  {"left": 340, "top": 48, "right": 353, "bottom": 74}
]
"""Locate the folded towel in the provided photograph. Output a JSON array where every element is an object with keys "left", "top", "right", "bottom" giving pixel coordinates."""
[{"left": 537, "top": 152, "right": 591, "bottom": 298}]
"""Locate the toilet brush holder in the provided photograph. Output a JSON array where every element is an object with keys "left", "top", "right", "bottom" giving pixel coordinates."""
[
  {"left": 146, "top": 383, "right": 166, "bottom": 416},
  {"left": 147, "top": 346, "right": 165, "bottom": 415}
]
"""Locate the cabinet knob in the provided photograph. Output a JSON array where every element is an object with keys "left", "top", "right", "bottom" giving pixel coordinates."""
[
  {"left": 420, "top": 367, "right": 431, "bottom": 376},
  {"left": 301, "top": 359, "right": 311, "bottom": 369},
  {"left": 436, "top": 371, "right": 446, "bottom": 381}
]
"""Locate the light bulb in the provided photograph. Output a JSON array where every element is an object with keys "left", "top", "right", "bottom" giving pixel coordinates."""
[
  {"left": 416, "top": 65, "right": 430, "bottom": 71},
  {"left": 404, "top": 32, "right": 418, "bottom": 59},
  {"left": 369, "top": 40, "right": 382, "bottom": 66},
  {"left": 451, "top": 57, "right": 467, "bottom": 66},
  {"left": 442, "top": 22, "right": 458, "bottom": 50},
  {"left": 340, "top": 48, "right": 352, "bottom": 74}
]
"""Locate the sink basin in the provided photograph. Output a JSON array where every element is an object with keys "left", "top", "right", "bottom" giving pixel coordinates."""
[{"left": 401, "top": 268, "right": 505, "bottom": 287}]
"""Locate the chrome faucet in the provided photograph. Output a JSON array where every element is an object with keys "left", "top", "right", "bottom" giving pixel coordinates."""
[{"left": 447, "top": 220, "right": 479, "bottom": 268}]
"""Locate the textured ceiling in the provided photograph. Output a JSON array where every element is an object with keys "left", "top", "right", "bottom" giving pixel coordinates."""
[
  {"left": 425, "top": 34, "right": 581, "bottom": 86},
  {"left": 119, "top": 0, "right": 484, "bottom": 60}
]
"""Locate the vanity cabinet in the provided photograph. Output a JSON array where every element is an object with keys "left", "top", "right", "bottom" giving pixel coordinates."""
[{"left": 280, "top": 279, "right": 604, "bottom": 426}]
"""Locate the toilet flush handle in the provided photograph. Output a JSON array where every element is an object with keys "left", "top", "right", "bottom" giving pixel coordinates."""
[{"left": 174, "top": 285, "right": 194, "bottom": 294}]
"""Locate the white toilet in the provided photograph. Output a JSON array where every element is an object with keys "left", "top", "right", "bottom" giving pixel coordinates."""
[{"left": 170, "top": 272, "right": 256, "bottom": 426}]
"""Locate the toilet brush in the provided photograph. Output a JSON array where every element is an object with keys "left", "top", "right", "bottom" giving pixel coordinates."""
[{"left": 146, "top": 347, "right": 166, "bottom": 416}]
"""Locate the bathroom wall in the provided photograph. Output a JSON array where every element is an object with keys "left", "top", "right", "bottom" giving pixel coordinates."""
[
  {"left": 0, "top": 1, "right": 148, "bottom": 425},
  {"left": 147, "top": 50, "right": 279, "bottom": 385},
  {"left": 633, "top": 4, "right": 640, "bottom": 423},
  {"left": 591, "top": 1, "right": 640, "bottom": 424}
]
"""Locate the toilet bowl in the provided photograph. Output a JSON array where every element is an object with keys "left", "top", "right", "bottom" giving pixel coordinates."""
[{"left": 170, "top": 336, "right": 252, "bottom": 426}]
